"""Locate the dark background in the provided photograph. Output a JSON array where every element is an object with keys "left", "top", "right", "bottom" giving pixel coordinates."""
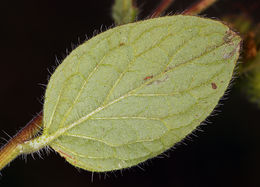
[{"left": 0, "top": 0, "right": 260, "bottom": 186}]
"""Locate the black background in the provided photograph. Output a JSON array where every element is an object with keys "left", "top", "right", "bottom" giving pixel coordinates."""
[{"left": 0, "top": 0, "right": 260, "bottom": 187}]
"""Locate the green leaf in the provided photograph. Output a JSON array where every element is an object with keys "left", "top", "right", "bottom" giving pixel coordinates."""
[
  {"left": 42, "top": 15, "right": 241, "bottom": 172},
  {"left": 112, "top": 0, "right": 138, "bottom": 25}
]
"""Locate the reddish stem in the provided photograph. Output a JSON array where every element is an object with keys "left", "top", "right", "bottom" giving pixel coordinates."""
[
  {"left": 0, "top": 111, "right": 43, "bottom": 170},
  {"left": 150, "top": 0, "right": 175, "bottom": 18},
  {"left": 12, "top": 111, "right": 43, "bottom": 143},
  {"left": 183, "top": 0, "right": 217, "bottom": 15}
]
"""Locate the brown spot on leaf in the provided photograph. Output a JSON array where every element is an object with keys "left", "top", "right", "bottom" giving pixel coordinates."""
[
  {"left": 211, "top": 82, "right": 217, "bottom": 89},
  {"left": 224, "top": 29, "right": 235, "bottom": 44},
  {"left": 119, "top": 42, "right": 125, "bottom": 46},
  {"left": 222, "top": 29, "right": 241, "bottom": 60},
  {"left": 144, "top": 75, "right": 153, "bottom": 80}
]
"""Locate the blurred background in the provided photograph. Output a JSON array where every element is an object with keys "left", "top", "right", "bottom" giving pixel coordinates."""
[{"left": 0, "top": 0, "right": 259, "bottom": 186}]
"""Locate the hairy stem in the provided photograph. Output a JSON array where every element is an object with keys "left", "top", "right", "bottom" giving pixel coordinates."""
[
  {"left": 0, "top": 111, "right": 43, "bottom": 170},
  {"left": 183, "top": 0, "right": 218, "bottom": 15},
  {"left": 150, "top": 0, "right": 175, "bottom": 18}
]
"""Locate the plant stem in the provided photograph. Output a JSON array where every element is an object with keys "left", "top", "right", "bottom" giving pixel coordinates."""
[
  {"left": 150, "top": 0, "right": 175, "bottom": 18},
  {"left": 0, "top": 111, "right": 43, "bottom": 170},
  {"left": 183, "top": 0, "right": 218, "bottom": 15}
]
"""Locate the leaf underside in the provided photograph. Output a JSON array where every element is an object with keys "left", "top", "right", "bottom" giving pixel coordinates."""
[{"left": 43, "top": 15, "right": 241, "bottom": 172}]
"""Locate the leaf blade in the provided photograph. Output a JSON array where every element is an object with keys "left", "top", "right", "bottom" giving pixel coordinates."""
[{"left": 43, "top": 15, "right": 241, "bottom": 172}]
